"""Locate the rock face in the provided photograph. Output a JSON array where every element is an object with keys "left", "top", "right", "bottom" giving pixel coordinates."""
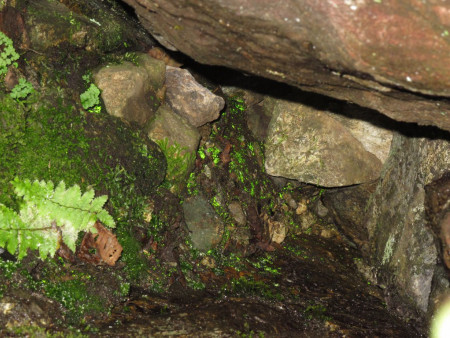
[
  {"left": 165, "top": 66, "right": 225, "bottom": 127},
  {"left": 13, "top": 0, "right": 153, "bottom": 52},
  {"left": 425, "top": 173, "right": 450, "bottom": 271},
  {"left": 366, "top": 132, "right": 450, "bottom": 313},
  {"left": 123, "top": 0, "right": 450, "bottom": 132},
  {"left": 321, "top": 182, "right": 377, "bottom": 251},
  {"left": 264, "top": 98, "right": 383, "bottom": 187}
]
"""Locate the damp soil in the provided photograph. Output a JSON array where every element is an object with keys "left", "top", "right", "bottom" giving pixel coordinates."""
[
  {"left": 95, "top": 234, "right": 421, "bottom": 337},
  {"left": 76, "top": 95, "right": 423, "bottom": 336}
]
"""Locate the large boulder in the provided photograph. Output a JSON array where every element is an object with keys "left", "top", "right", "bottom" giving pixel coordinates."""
[
  {"left": 264, "top": 98, "right": 383, "bottom": 187},
  {"left": 123, "top": 0, "right": 450, "bottom": 131}
]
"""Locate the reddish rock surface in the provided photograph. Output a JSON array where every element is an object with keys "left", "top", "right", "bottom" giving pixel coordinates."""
[{"left": 123, "top": 0, "right": 450, "bottom": 131}]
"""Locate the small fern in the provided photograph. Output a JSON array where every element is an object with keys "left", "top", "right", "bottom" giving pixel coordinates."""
[{"left": 0, "top": 178, "right": 115, "bottom": 260}]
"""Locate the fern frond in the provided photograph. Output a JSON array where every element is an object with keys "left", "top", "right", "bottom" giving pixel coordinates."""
[
  {"left": 0, "top": 204, "right": 22, "bottom": 255},
  {"left": 0, "top": 178, "right": 116, "bottom": 260},
  {"left": 19, "top": 204, "right": 60, "bottom": 259}
]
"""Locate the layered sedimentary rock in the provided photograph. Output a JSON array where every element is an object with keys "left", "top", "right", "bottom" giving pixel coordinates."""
[{"left": 123, "top": 0, "right": 450, "bottom": 131}]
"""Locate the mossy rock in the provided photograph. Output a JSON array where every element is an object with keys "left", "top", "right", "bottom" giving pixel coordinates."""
[{"left": 21, "top": 0, "right": 154, "bottom": 53}]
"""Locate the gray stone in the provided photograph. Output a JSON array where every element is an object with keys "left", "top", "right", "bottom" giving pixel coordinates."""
[
  {"left": 146, "top": 104, "right": 200, "bottom": 156},
  {"left": 183, "top": 195, "right": 224, "bottom": 251},
  {"left": 327, "top": 104, "right": 393, "bottom": 164},
  {"left": 264, "top": 98, "right": 382, "bottom": 187},
  {"left": 94, "top": 62, "right": 158, "bottom": 125},
  {"left": 366, "top": 133, "right": 450, "bottom": 314},
  {"left": 165, "top": 66, "right": 225, "bottom": 127}
]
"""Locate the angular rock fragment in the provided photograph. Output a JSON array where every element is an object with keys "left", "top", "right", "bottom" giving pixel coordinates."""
[
  {"left": 136, "top": 53, "right": 166, "bottom": 92},
  {"left": 146, "top": 104, "right": 200, "bottom": 155},
  {"left": 94, "top": 62, "right": 160, "bottom": 125},
  {"left": 183, "top": 195, "right": 224, "bottom": 251},
  {"left": 165, "top": 66, "right": 225, "bottom": 127}
]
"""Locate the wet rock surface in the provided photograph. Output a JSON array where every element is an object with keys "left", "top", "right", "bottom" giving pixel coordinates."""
[
  {"left": 366, "top": 131, "right": 450, "bottom": 314},
  {"left": 98, "top": 235, "right": 420, "bottom": 337},
  {"left": 426, "top": 172, "right": 450, "bottom": 271},
  {"left": 123, "top": 0, "right": 450, "bottom": 131},
  {"left": 0, "top": 292, "right": 59, "bottom": 330}
]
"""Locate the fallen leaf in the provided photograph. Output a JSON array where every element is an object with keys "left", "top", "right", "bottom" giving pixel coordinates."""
[
  {"left": 77, "top": 222, "right": 122, "bottom": 266},
  {"left": 220, "top": 142, "right": 232, "bottom": 165}
]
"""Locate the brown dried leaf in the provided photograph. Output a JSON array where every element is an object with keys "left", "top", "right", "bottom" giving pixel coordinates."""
[
  {"left": 220, "top": 142, "right": 232, "bottom": 165},
  {"left": 77, "top": 222, "right": 122, "bottom": 266},
  {"left": 93, "top": 222, "right": 123, "bottom": 266}
]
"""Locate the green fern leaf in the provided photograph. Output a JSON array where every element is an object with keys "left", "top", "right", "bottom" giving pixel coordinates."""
[
  {"left": 90, "top": 195, "right": 108, "bottom": 212},
  {"left": 18, "top": 204, "right": 59, "bottom": 259},
  {"left": 60, "top": 183, "right": 82, "bottom": 206},
  {"left": 0, "top": 204, "right": 22, "bottom": 255},
  {"left": 97, "top": 209, "right": 115, "bottom": 228},
  {"left": 53, "top": 180, "right": 66, "bottom": 198},
  {"left": 61, "top": 223, "right": 79, "bottom": 252},
  {"left": 2, "top": 178, "right": 116, "bottom": 260},
  {"left": 6, "top": 234, "right": 19, "bottom": 257},
  {"left": 80, "top": 189, "right": 95, "bottom": 207}
]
